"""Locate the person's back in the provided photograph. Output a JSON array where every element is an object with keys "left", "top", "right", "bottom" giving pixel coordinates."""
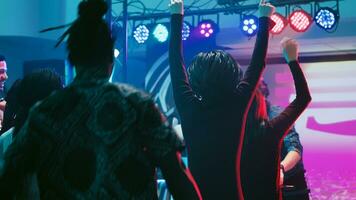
[
  {"left": 182, "top": 100, "right": 243, "bottom": 199},
  {"left": 19, "top": 80, "right": 177, "bottom": 199},
  {"left": 0, "top": 0, "right": 202, "bottom": 199},
  {"left": 168, "top": 1, "right": 275, "bottom": 199}
]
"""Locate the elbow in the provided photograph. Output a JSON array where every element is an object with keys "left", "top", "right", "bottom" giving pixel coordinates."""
[
  {"left": 295, "top": 91, "right": 312, "bottom": 107},
  {"left": 306, "top": 93, "right": 312, "bottom": 104},
  {"left": 304, "top": 91, "right": 312, "bottom": 105}
]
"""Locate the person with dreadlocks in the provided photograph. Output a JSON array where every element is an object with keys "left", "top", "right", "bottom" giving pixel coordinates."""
[
  {"left": 0, "top": 0, "right": 202, "bottom": 199},
  {"left": 169, "top": 0, "right": 275, "bottom": 199}
]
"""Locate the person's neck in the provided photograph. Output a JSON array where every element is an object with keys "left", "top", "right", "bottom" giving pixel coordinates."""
[{"left": 74, "top": 65, "right": 111, "bottom": 83}]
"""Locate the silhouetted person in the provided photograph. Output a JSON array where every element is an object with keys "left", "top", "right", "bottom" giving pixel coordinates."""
[
  {"left": 241, "top": 38, "right": 312, "bottom": 200},
  {"left": 0, "top": 0, "right": 201, "bottom": 199},
  {"left": 169, "top": 0, "right": 275, "bottom": 199},
  {"left": 0, "top": 79, "right": 22, "bottom": 135}
]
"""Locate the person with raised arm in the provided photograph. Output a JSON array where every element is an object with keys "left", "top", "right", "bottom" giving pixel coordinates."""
[
  {"left": 169, "top": 0, "right": 275, "bottom": 199},
  {"left": 0, "top": 0, "right": 202, "bottom": 199},
  {"left": 241, "top": 38, "right": 312, "bottom": 200}
]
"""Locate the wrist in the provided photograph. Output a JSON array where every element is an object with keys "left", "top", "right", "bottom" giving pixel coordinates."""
[
  {"left": 171, "top": 12, "right": 183, "bottom": 16},
  {"left": 259, "top": 14, "right": 271, "bottom": 18}
]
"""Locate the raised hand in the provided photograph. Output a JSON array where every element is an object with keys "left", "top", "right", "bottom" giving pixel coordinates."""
[
  {"left": 259, "top": 0, "right": 275, "bottom": 18},
  {"left": 169, "top": 0, "right": 184, "bottom": 15},
  {"left": 281, "top": 37, "right": 299, "bottom": 63}
]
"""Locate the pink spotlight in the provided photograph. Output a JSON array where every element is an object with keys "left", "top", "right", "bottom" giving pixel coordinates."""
[{"left": 198, "top": 21, "right": 216, "bottom": 38}]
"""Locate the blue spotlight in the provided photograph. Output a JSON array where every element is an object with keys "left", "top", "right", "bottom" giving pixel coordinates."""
[
  {"left": 133, "top": 25, "right": 149, "bottom": 44},
  {"left": 182, "top": 22, "right": 191, "bottom": 41},
  {"left": 315, "top": 8, "right": 338, "bottom": 30},
  {"left": 241, "top": 15, "right": 259, "bottom": 37},
  {"left": 153, "top": 24, "right": 169, "bottom": 43}
]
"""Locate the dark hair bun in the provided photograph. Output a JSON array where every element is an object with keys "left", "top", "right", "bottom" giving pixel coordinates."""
[{"left": 78, "top": 0, "right": 108, "bottom": 20}]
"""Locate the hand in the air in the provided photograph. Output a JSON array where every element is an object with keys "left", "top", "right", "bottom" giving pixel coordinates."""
[
  {"left": 169, "top": 0, "right": 184, "bottom": 15},
  {"left": 259, "top": 0, "right": 275, "bottom": 18},
  {"left": 281, "top": 37, "right": 299, "bottom": 63}
]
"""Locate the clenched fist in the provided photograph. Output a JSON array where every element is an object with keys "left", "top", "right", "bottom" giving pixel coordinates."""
[
  {"left": 281, "top": 37, "right": 299, "bottom": 63},
  {"left": 169, "top": 0, "right": 184, "bottom": 15},
  {"left": 259, "top": 0, "right": 275, "bottom": 18}
]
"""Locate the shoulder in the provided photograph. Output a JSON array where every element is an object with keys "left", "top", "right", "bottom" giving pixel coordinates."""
[{"left": 114, "top": 83, "right": 153, "bottom": 106}]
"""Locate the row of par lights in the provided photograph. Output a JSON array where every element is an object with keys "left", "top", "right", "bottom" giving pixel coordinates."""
[
  {"left": 133, "top": 7, "right": 338, "bottom": 44},
  {"left": 242, "top": 7, "right": 339, "bottom": 36},
  {"left": 133, "top": 20, "right": 217, "bottom": 44}
]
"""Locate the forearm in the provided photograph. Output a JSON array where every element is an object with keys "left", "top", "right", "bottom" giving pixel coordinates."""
[
  {"left": 160, "top": 151, "right": 202, "bottom": 200},
  {"left": 236, "top": 17, "right": 273, "bottom": 99},
  {"left": 281, "top": 150, "right": 301, "bottom": 172},
  {"left": 289, "top": 60, "right": 312, "bottom": 104},
  {"left": 244, "top": 17, "right": 271, "bottom": 81},
  {"left": 169, "top": 14, "right": 195, "bottom": 110},
  {"left": 270, "top": 61, "right": 311, "bottom": 138}
]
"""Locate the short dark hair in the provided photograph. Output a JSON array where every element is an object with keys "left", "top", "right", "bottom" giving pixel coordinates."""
[
  {"left": 0, "top": 55, "right": 5, "bottom": 62},
  {"left": 188, "top": 50, "right": 243, "bottom": 101}
]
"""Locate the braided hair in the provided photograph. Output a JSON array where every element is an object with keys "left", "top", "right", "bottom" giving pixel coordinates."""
[{"left": 41, "top": 0, "right": 114, "bottom": 68}]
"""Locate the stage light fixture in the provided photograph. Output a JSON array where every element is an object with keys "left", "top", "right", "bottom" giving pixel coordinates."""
[
  {"left": 182, "top": 22, "right": 191, "bottom": 41},
  {"left": 240, "top": 15, "right": 259, "bottom": 37},
  {"left": 315, "top": 7, "right": 338, "bottom": 30},
  {"left": 198, "top": 20, "right": 217, "bottom": 38},
  {"left": 270, "top": 13, "right": 288, "bottom": 34},
  {"left": 289, "top": 10, "right": 312, "bottom": 32},
  {"left": 153, "top": 24, "right": 169, "bottom": 43},
  {"left": 133, "top": 25, "right": 149, "bottom": 44}
]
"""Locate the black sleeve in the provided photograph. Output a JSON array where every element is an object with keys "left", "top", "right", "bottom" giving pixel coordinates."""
[
  {"left": 138, "top": 97, "right": 185, "bottom": 163},
  {"left": 234, "top": 17, "right": 273, "bottom": 106},
  {"left": 169, "top": 14, "right": 200, "bottom": 115},
  {"left": 268, "top": 61, "right": 312, "bottom": 139}
]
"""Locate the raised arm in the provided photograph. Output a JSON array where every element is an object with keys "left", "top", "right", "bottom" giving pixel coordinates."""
[
  {"left": 268, "top": 39, "right": 312, "bottom": 139},
  {"left": 169, "top": 0, "right": 198, "bottom": 113},
  {"left": 234, "top": 1, "right": 275, "bottom": 106}
]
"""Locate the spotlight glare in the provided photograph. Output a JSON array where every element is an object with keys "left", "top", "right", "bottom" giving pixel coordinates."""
[
  {"left": 240, "top": 15, "right": 259, "bottom": 37},
  {"left": 315, "top": 8, "right": 338, "bottom": 30},
  {"left": 270, "top": 13, "right": 288, "bottom": 34},
  {"left": 153, "top": 24, "right": 169, "bottom": 43},
  {"left": 133, "top": 25, "right": 149, "bottom": 44},
  {"left": 289, "top": 10, "right": 312, "bottom": 32},
  {"left": 114, "top": 49, "right": 120, "bottom": 58}
]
